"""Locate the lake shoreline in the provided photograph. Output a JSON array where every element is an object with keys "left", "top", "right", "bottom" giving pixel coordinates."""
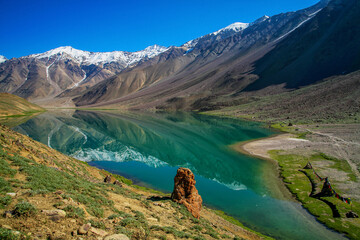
[
  {"left": 233, "top": 133, "right": 357, "bottom": 239},
  {"left": 8, "top": 110, "right": 352, "bottom": 239}
]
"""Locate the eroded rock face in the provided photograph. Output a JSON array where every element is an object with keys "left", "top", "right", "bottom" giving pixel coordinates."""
[{"left": 171, "top": 168, "right": 202, "bottom": 219}]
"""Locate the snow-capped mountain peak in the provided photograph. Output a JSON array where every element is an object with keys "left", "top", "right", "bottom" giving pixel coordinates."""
[
  {"left": 29, "top": 45, "right": 168, "bottom": 67},
  {"left": 213, "top": 22, "right": 250, "bottom": 35},
  {"left": 182, "top": 22, "right": 250, "bottom": 48},
  {"left": 0, "top": 55, "right": 7, "bottom": 63}
]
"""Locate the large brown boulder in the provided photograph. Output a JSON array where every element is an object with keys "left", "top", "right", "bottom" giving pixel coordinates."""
[{"left": 171, "top": 168, "right": 202, "bottom": 219}]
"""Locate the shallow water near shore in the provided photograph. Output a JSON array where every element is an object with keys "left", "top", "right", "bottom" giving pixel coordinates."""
[{"left": 14, "top": 110, "right": 345, "bottom": 240}]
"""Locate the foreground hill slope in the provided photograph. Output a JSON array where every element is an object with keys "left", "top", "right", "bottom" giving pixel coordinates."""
[{"left": 0, "top": 123, "right": 262, "bottom": 240}]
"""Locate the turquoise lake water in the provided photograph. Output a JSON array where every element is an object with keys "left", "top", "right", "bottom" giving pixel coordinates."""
[{"left": 14, "top": 110, "right": 345, "bottom": 240}]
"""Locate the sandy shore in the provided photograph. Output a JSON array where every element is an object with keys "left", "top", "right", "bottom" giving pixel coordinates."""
[
  {"left": 232, "top": 126, "right": 360, "bottom": 200},
  {"left": 235, "top": 133, "right": 310, "bottom": 160}
]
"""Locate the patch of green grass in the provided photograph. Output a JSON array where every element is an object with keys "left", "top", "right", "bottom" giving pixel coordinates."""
[
  {"left": 150, "top": 225, "right": 192, "bottom": 238},
  {"left": 88, "top": 219, "right": 106, "bottom": 230},
  {"left": 0, "top": 228, "right": 20, "bottom": 240},
  {"left": 63, "top": 205, "right": 85, "bottom": 219},
  {"left": 0, "top": 177, "right": 12, "bottom": 194},
  {"left": 87, "top": 205, "right": 104, "bottom": 218},
  {"left": 269, "top": 150, "right": 360, "bottom": 239},
  {"left": 191, "top": 225, "right": 203, "bottom": 232},
  {"left": 131, "top": 184, "right": 166, "bottom": 195},
  {"left": 0, "top": 157, "right": 17, "bottom": 177},
  {"left": 13, "top": 201, "right": 37, "bottom": 217},
  {"left": 0, "top": 195, "right": 12, "bottom": 209},
  {"left": 114, "top": 226, "right": 132, "bottom": 237},
  {"left": 112, "top": 210, "right": 132, "bottom": 218}
]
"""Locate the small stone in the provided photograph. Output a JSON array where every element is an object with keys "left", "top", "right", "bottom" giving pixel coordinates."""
[
  {"left": 104, "top": 234, "right": 130, "bottom": 240},
  {"left": 49, "top": 231, "right": 66, "bottom": 240},
  {"left": 153, "top": 202, "right": 165, "bottom": 207},
  {"left": 4, "top": 211, "right": 13, "bottom": 218},
  {"left": 54, "top": 190, "right": 64, "bottom": 195},
  {"left": 78, "top": 223, "right": 91, "bottom": 235},
  {"left": 113, "top": 180, "right": 123, "bottom": 187},
  {"left": 88, "top": 227, "right": 108, "bottom": 237},
  {"left": 1, "top": 224, "right": 12, "bottom": 230},
  {"left": 104, "top": 175, "right": 112, "bottom": 183},
  {"left": 147, "top": 217, "right": 158, "bottom": 222},
  {"left": 42, "top": 209, "right": 66, "bottom": 218},
  {"left": 50, "top": 215, "right": 62, "bottom": 222},
  {"left": 6, "top": 193, "right": 17, "bottom": 197}
]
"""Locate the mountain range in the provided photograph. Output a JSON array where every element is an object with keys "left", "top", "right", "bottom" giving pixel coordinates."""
[{"left": 1, "top": 0, "right": 359, "bottom": 119}]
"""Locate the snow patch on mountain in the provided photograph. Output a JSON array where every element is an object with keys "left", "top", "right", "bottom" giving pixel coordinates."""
[
  {"left": 213, "top": 22, "right": 249, "bottom": 35},
  {"left": 183, "top": 22, "right": 249, "bottom": 48},
  {"left": 0, "top": 55, "right": 7, "bottom": 63},
  {"left": 29, "top": 45, "right": 168, "bottom": 67}
]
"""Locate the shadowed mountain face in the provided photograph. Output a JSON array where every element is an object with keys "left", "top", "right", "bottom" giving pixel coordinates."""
[{"left": 245, "top": 0, "right": 360, "bottom": 91}]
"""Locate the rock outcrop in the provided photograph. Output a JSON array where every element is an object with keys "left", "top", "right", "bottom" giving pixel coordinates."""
[
  {"left": 346, "top": 211, "right": 359, "bottom": 218},
  {"left": 104, "top": 175, "right": 112, "bottom": 183},
  {"left": 171, "top": 168, "right": 202, "bottom": 219}
]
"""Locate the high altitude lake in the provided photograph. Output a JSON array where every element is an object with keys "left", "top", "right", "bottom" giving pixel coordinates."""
[{"left": 14, "top": 110, "right": 345, "bottom": 240}]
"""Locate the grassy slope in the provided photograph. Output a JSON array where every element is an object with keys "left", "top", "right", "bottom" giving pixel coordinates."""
[
  {"left": 0, "top": 123, "right": 265, "bottom": 240},
  {"left": 0, "top": 93, "right": 46, "bottom": 128},
  {"left": 0, "top": 93, "right": 45, "bottom": 117}
]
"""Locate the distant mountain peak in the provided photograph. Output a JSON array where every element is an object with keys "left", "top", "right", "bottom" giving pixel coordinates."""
[
  {"left": 28, "top": 45, "right": 168, "bottom": 67},
  {"left": 0, "top": 55, "right": 7, "bottom": 63},
  {"left": 213, "top": 22, "right": 250, "bottom": 35}
]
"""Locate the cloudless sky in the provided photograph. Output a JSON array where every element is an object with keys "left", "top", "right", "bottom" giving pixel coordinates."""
[{"left": 0, "top": 0, "right": 319, "bottom": 58}]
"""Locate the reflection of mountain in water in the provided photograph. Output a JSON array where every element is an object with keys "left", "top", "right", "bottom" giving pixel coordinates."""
[{"left": 14, "top": 110, "right": 274, "bottom": 192}]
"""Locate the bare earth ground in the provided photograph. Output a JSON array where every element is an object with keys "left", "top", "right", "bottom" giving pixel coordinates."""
[{"left": 237, "top": 124, "right": 360, "bottom": 200}]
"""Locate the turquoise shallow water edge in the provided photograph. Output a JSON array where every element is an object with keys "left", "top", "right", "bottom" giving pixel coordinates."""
[{"left": 14, "top": 110, "right": 345, "bottom": 240}]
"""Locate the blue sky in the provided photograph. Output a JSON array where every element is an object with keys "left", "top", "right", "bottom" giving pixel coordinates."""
[{"left": 0, "top": 0, "right": 319, "bottom": 58}]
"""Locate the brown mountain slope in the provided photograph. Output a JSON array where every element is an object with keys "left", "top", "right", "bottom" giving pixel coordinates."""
[
  {"left": 205, "top": 70, "right": 360, "bottom": 124},
  {"left": 72, "top": 1, "right": 329, "bottom": 109}
]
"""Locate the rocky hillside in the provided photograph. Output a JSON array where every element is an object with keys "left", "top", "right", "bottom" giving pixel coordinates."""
[{"left": 0, "top": 123, "right": 264, "bottom": 240}]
